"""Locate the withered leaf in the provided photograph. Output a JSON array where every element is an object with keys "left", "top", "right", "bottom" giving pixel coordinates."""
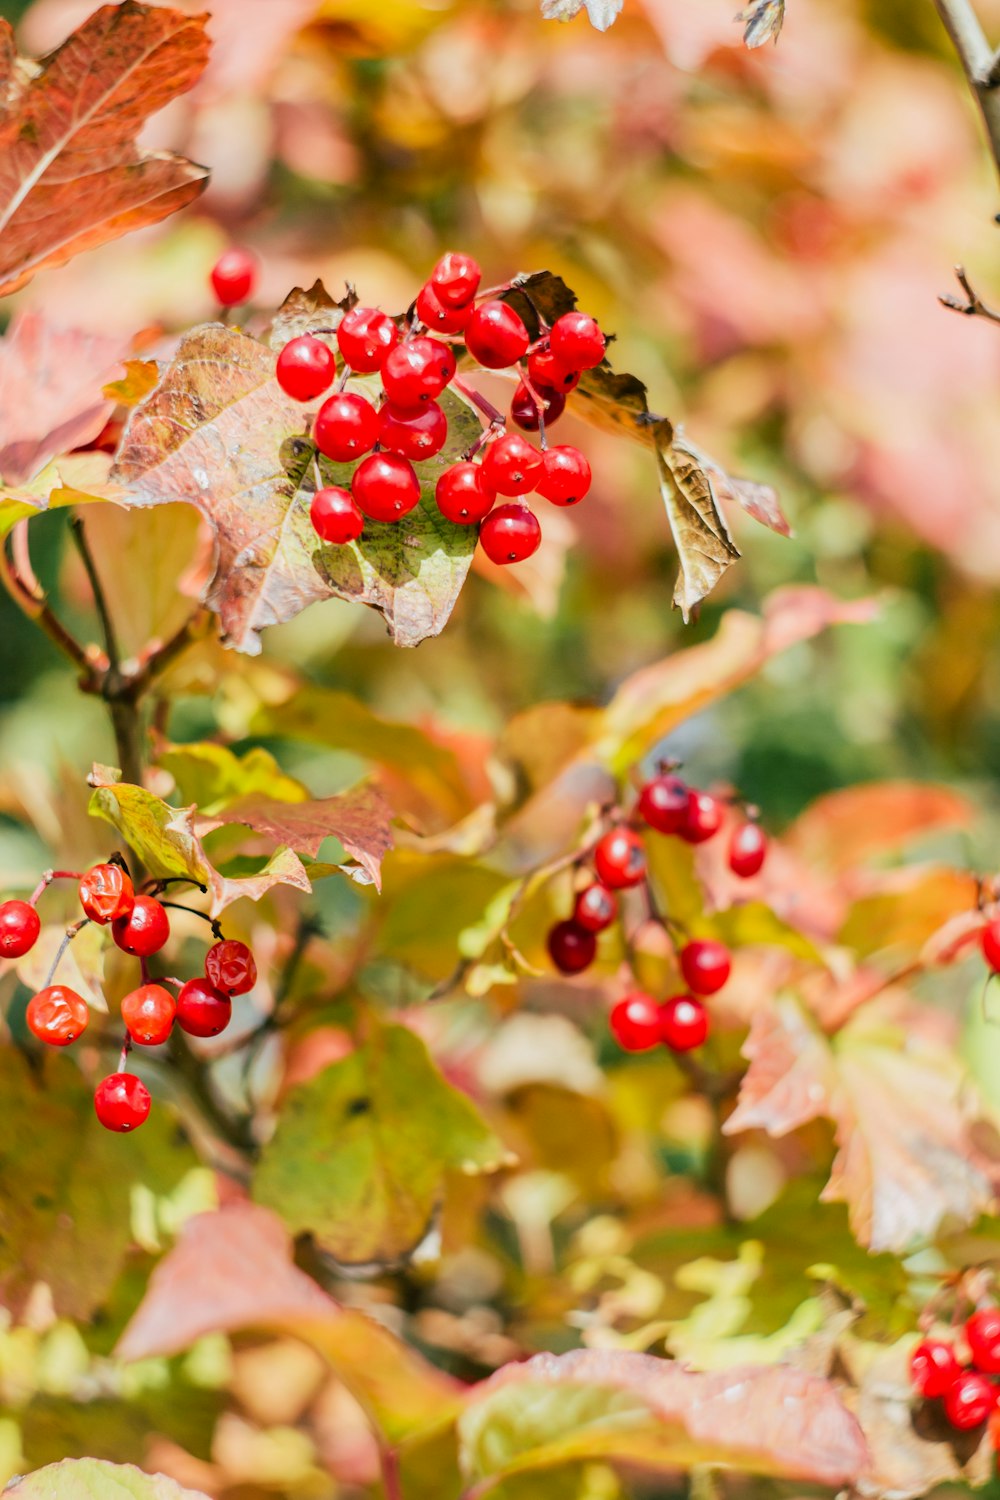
[
  {"left": 736, "top": 0, "right": 786, "bottom": 48},
  {"left": 267, "top": 278, "right": 357, "bottom": 347}
]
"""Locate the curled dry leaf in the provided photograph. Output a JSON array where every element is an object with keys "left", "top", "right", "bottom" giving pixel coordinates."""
[{"left": 736, "top": 0, "right": 786, "bottom": 48}]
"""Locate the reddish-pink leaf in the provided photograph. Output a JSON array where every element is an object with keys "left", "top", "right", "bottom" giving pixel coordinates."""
[{"left": 787, "top": 781, "right": 973, "bottom": 875}]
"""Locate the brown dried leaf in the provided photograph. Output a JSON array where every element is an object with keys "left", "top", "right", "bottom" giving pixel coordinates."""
[
  {"left": 267, "top": 278, "right": 356, "bottom": 347},
  {"left": 736, "top": 0, "right": 786, "bottom": 48}
]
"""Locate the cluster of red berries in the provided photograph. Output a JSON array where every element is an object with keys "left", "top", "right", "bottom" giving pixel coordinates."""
[
  {"left": 910, "top": 1309, "right": 1000, "bottom": 1435},
  {"left": 0, "top": 863, "right": 256, "bottom": 1132},
  {"left": 209, "top": 248, "right": 601, "bottom": 566}
]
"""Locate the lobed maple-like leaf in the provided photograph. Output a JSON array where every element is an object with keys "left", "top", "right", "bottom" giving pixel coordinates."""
[{"left": 0, "top": 2, "right": 209, "bottom": 298}]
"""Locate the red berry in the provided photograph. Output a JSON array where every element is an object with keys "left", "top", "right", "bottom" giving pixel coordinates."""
[
  {"left": 205, "top": 939, "right": 258, "bottom": 996},
  {"left": 660, "top": 994, "right": 709, "bottom": 1051},
  {"left": 547, "top": 919, "right": 596, "bottom": 975},
  {"left": 464, "top": 300, "right": 530, "bottom": 369},
  {"left": 729, "top": 821, "right": 767, "bottom": 878},
  {"left": 550, "top": 311, "right": 606, "bottom": 370},
  {"left": 527, "top": 345, "right": 580, "bottom": 393},
  {"left": 943, "top": 1370, "right": 995, "bottom": 1430},
  {"left": 435, "top": 462, "right": 495, "bottom": 524},
  {"left": 94, "top": 1072, "right": 150, "bottom": 1132},
  {"left": 679, "top": 939, "right": 731, "bottom": 996},
  {"left": 479, "top": 504, "right": 541, "bottom": 564},
  {"left": 311, "top": 485, "right": 364, "bottom": 545},
  {"left": 482, "top": 433, "right": 543, "bottom": 496},
  {"left": 121, "top": 983, "right": 176, "bottom": 1046},
  {"left": 177, "top": 977, "right": 233, "bottom": 1037},
  {"left": 352, "top": 453, "right": 421, "bottom": 522},
  {"left": 416, "top": 281, "right": 471, "bottom": 334},
  {"left": 682, "top": 790, "right": 724, "bottom": 844},
  {"left": 573, "top": 883, "right": 618, "bottom": 934},
  {"left": 967, "top": 1308, "right": 1000, "bottom": 1374},
  {"left": 910, "top": 1339, "right": 963, "bottom": 1398},
  {"left": 79, "top": 863, "right": 134, "bottom": 925},
  {"left": 536, "top": 445, "right": 592, "bottom": 507},
  {"left": 337, "top": 306, "right": 399, "bottom": 372},
  {"left": 638, "top": 775, "right": 689, "bottom": 836},
  {"left": 382, "top": 337, "right": 455, "bottom": 407},
  {"left": 112, "top": 896, "right": 170, "bottom": 958},
  {"left": 26, "top": 984, "right": 89, "bottom": 1046},
  {"left": 593, "top": 828, "right": 646, "bottom": 889},
  {"left": 276, "top": 335, "right": 336, "bottom": 402},
  {"left": 430, "top": 251, "right": 481, "bottom": 307},
  {"left": 210, "top": 247, "right": 256, "bottom": 307},
  {"left": 379, "top": 401, "right": 448, "bottom": 460},
  {"left": 511, "top": 382, "right": 565, "bottom": 432},
  {"left": 609, "top": 991, "right": 662, "bottom": 1051},
  {"left": 314, "top": 392, "right": 380, "bottom": 462},
  {"left": 981, "top": 917, "right": 1000, "bottom": 971},
  {"left": 0, "top": 899, "right": 41, "bottom": 958}
]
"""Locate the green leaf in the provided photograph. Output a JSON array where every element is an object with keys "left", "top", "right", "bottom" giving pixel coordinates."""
[
  {"left": 157, "top": 742, "right": 308, "bottom": 815},
  {"left": 0, "top": 454, "right": 121, "bottom": 544},
  {"left": 5, "top": 1459, "right": 209, "bottom": 1500}
]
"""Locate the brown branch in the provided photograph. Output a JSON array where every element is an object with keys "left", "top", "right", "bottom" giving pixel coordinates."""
[
  {"left": 932, "top": 0, "right": 1000, "bottom": 182},
  {"left": 132, "top": 606, "right": 212, "bottom": 693},
  {"left": 939, "top": 264, "right": 1000, "bottom": 323},
  {"left": 1, "top": 522, "right": 100, "bottom": 683}
]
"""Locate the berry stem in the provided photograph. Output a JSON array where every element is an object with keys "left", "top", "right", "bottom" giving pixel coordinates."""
[
  {"left": 516, "top": 367, "right": 551, "bottom": 450},
  {"left": 452, "top": 377, "right": 507, "bottom": 429},
  {"left": 158, "top": 900, "right": 224, "bottom": 940},
  {"left": 28, "top": 869, "right": 85, "bottom": 905},
  {"left": 118, "top": 1033, "right": 132, "bottom": 1073},
  {"left": 43, "top": 919, "right": 89, "bottom": 987}
]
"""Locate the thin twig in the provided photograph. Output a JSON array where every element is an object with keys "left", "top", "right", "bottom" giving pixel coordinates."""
[
  {"left": 1, "top": 524, "right": 98, "bottom": 681},
  {"left": 932, "top": 0, "right": 1000, "bottom": 182},
  {"left": 939, "top": 264, "right": 1000, "bottom": 323},
  {"left": 133, "top": 607, "right": 212, "bottom": 692},
  {"left": 69, "top": 516, "right": 122, "bottom": 674},
  {"left": 43, "top": 919, "right": 89, "bottom": 987}
]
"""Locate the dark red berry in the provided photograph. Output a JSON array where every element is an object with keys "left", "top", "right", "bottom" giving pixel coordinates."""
[
  {"left": 205, "top": 939, "right": 258, "bottom": 996},
  {"left": 430, "top": 251, "right": 481, "bottom": 307},
  {"left": 378, "top": 401, "right": 448, "bottom": 460},
  {"left": 314, "top": 392, "right": 380, "bottom": 462},
  {"left": 337, "top": 306, "right": 399, "bottom": 372},
  {"left": 511, "top": 382, "right": 565, "bottom": 432},
  {"left": 416, "top": 281, "right": 470, "bottom": 334},
  {"left": 79, "top": 863, "right": 134, "bottom": 925},
  {"left": 609, "top": 992, "right": 662, "bottom": 1051},
  {"left": 527, "top": 345, "right": 580, "bottom": 393},
  {"left": 944, "top": 1370, "right": 995, "bottom": 1429},
  {"left": 276, "top": 335, "right": 336, "bottom": 402},
  {"left": 26, "top": 985, "right": 89, "bottom": 1046},
  {"left": 536, "top": 445, "right": 592, "bottom": 506},
  {"left": 122, "top": 983, "right": 176, "bottom": 1046},
  {"left": 464, "top": 301, "right": 530, "bottom": 369},
  {"left": 729, "top": 821, "right": 767, "bottom": 878},
  {"left": 593, "top": 828, "right": 646, "bottom": 890},
  {"left": 311, "top": 486, "right": 364, "bottom": 545},
  {"left": 679, "top": 939, "right": 731, "bottom": 996},
  {"left": 550, "top": 311, "right": 606, "bottom": 370},
  {"left": 382, "top": 337, "right": 455, "bottom": 407},
  {"left": 659, "top": 994, "right": 709, "bottom": 1052},
  {"left": 479, "top": 504, "right": 541, "bottom": 564},
  {"left": 638, "top": 775, "right": 689, "bottom": 836},
  {"left": 436, "top": 462, "right": 494, "bottom": 524},
  {"left": 682, "top": 790, "right": 724, "bottom": 844},
  {"left": 910, "top": 1339, "right": 962, "bottom": 1398},
  {"left": 482, "top": 433, "right": 543, "bottom": 496},
  {"left": 210, "top": 247, "right": 256, "bottom": 306},
  {"left": 177, "top": 977, "right": 233, "bottom": 1037},
  {"left": 0, "top": 899, "right": 40, "bottom": 958},
  {"left": 547, "top": 919, "right": 596, "bottom": 975},
  {"left": 981, "top": 917, "right": 1000, "bottom": 971},
  {"left": 573, "top": 883, "right": 618, "bottom": 934},
  {"left": 94, "top": 1072, "right": 150, "bottom": 1132},
  {"left": 352, "top": 453, "right": 421, "bottom": 522},
  {"left": 112, "top": 896, "right": 170, "bottom": 958},
  {"left": 967, "top": 1309, "right": 1000, "bottom": 1375}
]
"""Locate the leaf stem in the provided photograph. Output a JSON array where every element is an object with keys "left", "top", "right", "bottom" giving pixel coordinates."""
[{"left": 1, "top": 523, "right": 99, "bottom": 682}]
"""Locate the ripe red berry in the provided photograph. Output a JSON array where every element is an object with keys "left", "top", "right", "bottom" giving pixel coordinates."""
[
  {"left": 638, "top": 774, "right": 689, "bottom": 836},
  {"left": 26, "top": 984, "right": 89, "bottom": 1046},
  {"left": 573, "top": 883, "right": 618, "bottom": 934},
  {"left": 205, "top": 939, "right": 258, "bottom": 996},
  {"left": 549, "top": 310, "right": 606, "bottom": 370},
  {"left": 352, "top": 453, "right": 422, "bottom": 522},
  {"left": 682, "top": 790, "right": 724, "bottom": 844},
  {"left": 415, "top": 281, "right": 471, "bottom": 334},
  {"left": 479, "top": 504, "right": 541, "bottom": 564},
  {"left": 659, "top": 994, "right": 709, "bottom": 1052},
  {"left": 177, "top": 977, "right": 233, "bottom": 1037},
  {"left": 379, "top": 401, "right": 448, "bottom": 460},
  {"left": 482, "top": 433, "right": 543, "bottom": 496},
  {"left": 311, "top": 486, "right": 364, "bottom": 545},
  {"left": 121, "top": 983, "right": 176, "bottom": 1046},
  {"left": 609, "top": 991, "right": 662, "bottom": 1051},
  {"left": 337, "top": 306, "right": 399, "bottom": 372},
  {"left": 314, "top": 392, "right": 380, "bottom": 462},
  {"left": 112, "top": 896, "right": 170, "bottom": 958},
  {"left": 981, "top": 917, "right": 1000, "bottom": 971},
  {"left": 276, "top": 334, "right": 336, "bottom": 402},
  {"left": 0, "top": 899, "right": 41, "bottom": 958},
  {"left": 94, "top": 1072, "right": 151, "bottom": 1132},
  {"left": 435, "top": 462, "right": 495, "bottom": 524},
  {"left": 943, "top": 1370, "right": 995, "bottom": 1430},
  {"left": 593, "top": 827, "right": 646, "bottom": 889},
  {"left": 210, "top": 247, "right": 256, "bottom": 307},
  {"left": 547, "top": 919, "right": 597, "bottom": 975},
  {"left": 679, "top": 939, "right": 731, "bottom": 996},
  {"left": 464, "top": 300, "right": 530, "bottom": 369},
  {"left": 430, "top": 251, "right": 481, "bottom": 307},
  {"left": 729, "top": 821, "right": 767, "bottom": 878},
  {"left": 527, "top": 345, "right": 581, "bottom": 393},
  {"left": 79, "top": 863, "right": 134, "bottom": 925},
  {"left": 967, "top": 1308, "right": 1000, "bottom": 1374},
  {"left": 511, "top": 382, "right": 565, "bottom": 432},
  {"left": 910, "top": 1339, "right": 963, "bottom": 1398},
  {"left": 382, "top": 337, "right": 456, "bottom": 407},
  {"left": 536, "top": 445, "right": 592, "bottom": 507}
]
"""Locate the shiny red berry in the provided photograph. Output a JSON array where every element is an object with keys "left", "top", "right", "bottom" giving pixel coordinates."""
[
  {"left": 967, "top": 1308, "right": 1000, "bottom": 1374},
  {"left": 94, "top": 1072, "right": 151, "bottom": 1132},
  {"left": 464, "top": 300, "right": 530, "bottom": 368},
  {"left": 112, "top": 896, "right": 170, "bottom": 958},
  {"left": 210, "top": 247, "right": 256, "bottom": 306},
  {"left": 547, "top": 919, "right": 596, "bottom": 975},
  {"left": 729, "top": 821, "right": 767, "bottom": 878},
  {"left": 382, "top": 337, "right": 455, "bottom": 407},
  {"left": 573, "top": 883, "right": 618, "bottom": 934},
  {"left": 337, "top": 306, "right": 399, "bottom": 372},
  {"left": 121, "top": 983, "right": 176, "bottom": 1046},
  {"left": 435, "top": 462, "right": 495, "bottom": 524},
  {"left": 659, "top": 994, "right": 709, "bottom": 1051},
  {"left": 527, "top": 345, "right": 580, "bottom": 393},
  {"left": 26, "top": 984, "right": 89, "bottom": 1046},
  {"left": 378, "top": 400, "right": 448, "bottom": 460},
  {"left": 981, "top": 917, "right": 1000, "bottom": 971},
  {"left": 536, "top": 445, "right": 592, "bottom": 506},
  {"left": 638, "top": 775, "right": 689, "bottom": 835},
  {"left": 311, "top": 485, "right": 364, "bottom": 545},
  {"left": 352, "top": 453, "right": 421, "bottom": 522},
  {"left": 609, "top": 991, "right": 662, "bottom": 1051},
  {"left": 944, "top": 1370, "right": 995, "bottom": 1430},
  {"left": 205, "top": 939, "right": 258, "bottom": 996},
  {"left": 0, "top": 900, "right": 41, "bottom": 958},
  {"left": 511, "top": 382, "right": 565, "bottom": 432},
  {"left": 314, "top": 392, "right": 380, "bottom": 462},
  {"left": 679, "top": 939, "right": 731, "bottom": 996},
  {"left": 550, "top": 311, "right": 606, "bottom": 370},
  {"left": 416, "top": 281, "right": 471, "bottom": 334},
  {"left": 177, "top": 977, "right": 233, "bottom": 1037},
  {"left": 682, "top": 790, "right": 724, "bottom": 844},
  {"left": 430, "top": 251, "right": 481, "bottom": 307},
  {"left": 479, "top": 504, "right": 541, "bottom": 564},
  {"left": 276, "top": 335, "right": 336, "bottom": 402},
  {"left": 910, "top": 1339, "right": 962, "bottom": 1398},
  {"left": 79, "top": 863, "right": 134, "bottom": 925},
  {"left": 593, "top": 828, "right": 646, "bottom": 889},
  {"left": 482, "top": 433, "right": 543, "bottom": 496}
]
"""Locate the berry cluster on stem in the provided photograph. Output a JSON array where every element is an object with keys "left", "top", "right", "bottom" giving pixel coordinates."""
[{"left": 910, "top": 1290, "right": 1000, "bottom": 1442}]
